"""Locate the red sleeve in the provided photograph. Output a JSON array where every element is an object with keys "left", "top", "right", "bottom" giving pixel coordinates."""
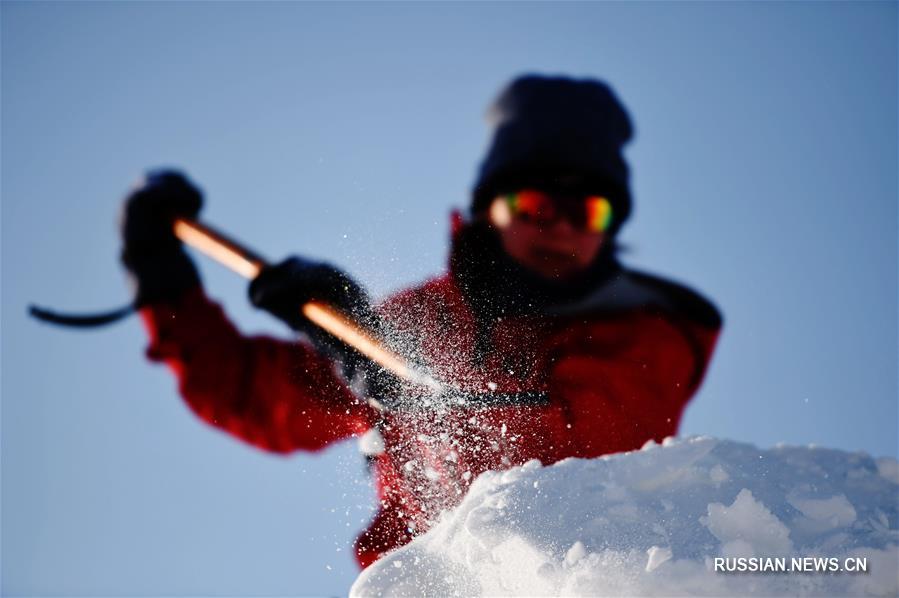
[
  {"left": 139, "top": 287, "right": 371, "bottom": 453},
  {"left": 550, "top": 313, "right": 721, "bottom": 456}
]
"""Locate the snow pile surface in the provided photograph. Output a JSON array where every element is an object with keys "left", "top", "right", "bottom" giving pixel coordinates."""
[{"left": 350, "top": 437, "right": 898, "bottom": 597}]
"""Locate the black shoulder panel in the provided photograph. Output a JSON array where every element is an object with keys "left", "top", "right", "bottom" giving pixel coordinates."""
[{"left": 625, "top": 269, "right": 723, "bottom": 330}]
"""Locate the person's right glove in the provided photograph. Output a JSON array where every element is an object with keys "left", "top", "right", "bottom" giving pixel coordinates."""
[{"left": 120, "top": 169, "right": 203, "bottom": 305}]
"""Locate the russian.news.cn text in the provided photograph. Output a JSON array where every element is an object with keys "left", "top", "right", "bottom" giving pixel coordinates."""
[{"left": 714, "top": 557, "right": 868, "bottom": 574}]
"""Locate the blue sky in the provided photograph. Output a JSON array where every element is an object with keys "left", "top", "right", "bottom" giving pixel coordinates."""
[{"left": 2, "top": 2, "right": 896, "bottom": 596}]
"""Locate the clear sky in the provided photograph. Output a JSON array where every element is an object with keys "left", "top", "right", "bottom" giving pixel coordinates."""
[{"left": 2, "top": 2, "right": 896, "bottom": 596}]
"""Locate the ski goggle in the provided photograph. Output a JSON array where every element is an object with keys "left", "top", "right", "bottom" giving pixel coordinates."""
[{"left": 489, "top": 189, "right": 614, "bottom": 233}]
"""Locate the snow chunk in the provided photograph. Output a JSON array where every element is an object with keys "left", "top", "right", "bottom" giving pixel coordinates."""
[
  {"left": 788, "top": 494, "right": 857, "bottom": 528},
  {"left": 645, "top": 545, "right": 672, "bottom": 572},
  {"left": 357, "top": 428, "right": 385, "bottom": 456},
  {"left": 351, "top": 437, "right": 899, "bottom": 597},
  {"left": 702, "top": 488, "right": 793, "bottom": 556},
  {"left": 564, "top": 541, "right": 587, "bottom": 567}
]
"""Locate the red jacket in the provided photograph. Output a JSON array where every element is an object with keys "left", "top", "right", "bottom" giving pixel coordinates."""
[{"left": 140, "top": 230, "right": 721, "bottom": 568}]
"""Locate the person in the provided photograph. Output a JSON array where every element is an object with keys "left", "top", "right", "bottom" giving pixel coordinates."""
[{"left": 120, "top": 74, "right": 722, "bottom": 568}]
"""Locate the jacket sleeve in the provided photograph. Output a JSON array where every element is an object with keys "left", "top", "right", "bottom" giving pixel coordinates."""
[
  {"left": 139, "top": 286, "right": 371, "bottom": 453},
  {"left": 549, "top": 312, "right": 721, "bottom": 456}
]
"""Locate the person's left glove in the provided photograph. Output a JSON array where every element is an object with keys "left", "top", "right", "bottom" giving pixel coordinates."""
[
  {"left": 250, "top": 257, "right": 404, "bottom": 397},
  {"left": 249, "top": 256, "right": 381, "bottom": 359}
]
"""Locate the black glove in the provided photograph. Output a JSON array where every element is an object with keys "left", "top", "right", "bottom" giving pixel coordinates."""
[
  {"left": 120, "top": 169, "right": 203, "bottom": 305},
  {"left": 249, "top": 257, "right": 388, "bottom": 377},
  {"left": 249, "top": 256, "right": 375, "bottom": 332},
  {"left": 252, "top": 257, "right": 417, "bottom": 402}
]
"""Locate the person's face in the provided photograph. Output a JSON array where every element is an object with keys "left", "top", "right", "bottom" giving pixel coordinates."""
[{"left": 487, "top": 190, "right": 609, "bottom": 281}]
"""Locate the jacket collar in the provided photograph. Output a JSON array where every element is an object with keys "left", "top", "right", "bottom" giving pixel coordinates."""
[{"left": 448, "top": 216, "right": 622, "bottom": 321}]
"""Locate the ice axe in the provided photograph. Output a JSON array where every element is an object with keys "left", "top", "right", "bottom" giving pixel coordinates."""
[{"left": 30, "top": 218, "right": 442, "bottom": 391}]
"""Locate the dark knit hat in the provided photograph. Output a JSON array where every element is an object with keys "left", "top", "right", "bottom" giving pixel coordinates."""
[{"left": 472, "top": 74, "right": 634, "bottom": 233}]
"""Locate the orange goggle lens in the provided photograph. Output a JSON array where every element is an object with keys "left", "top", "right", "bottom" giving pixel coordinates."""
[{"left": 502, "top": 190, "right": 613, "bottom": 233}]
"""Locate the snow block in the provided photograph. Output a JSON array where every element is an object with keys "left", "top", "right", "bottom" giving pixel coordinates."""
[{"left": 351, "top": 437, "right": 899, "bottom": 597}]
